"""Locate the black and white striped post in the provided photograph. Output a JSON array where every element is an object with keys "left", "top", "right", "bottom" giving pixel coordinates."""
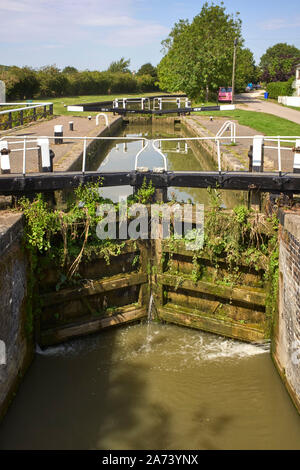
[
  {"left": 37, "top": 138, "right": 54, "bottom": 173},
  {"left": 54, "top": 125, "right": 63, "bottom": 144},
  {"left": 0, "top": 141, "right": 11, "bottom": 174},
  {"left": 293, "top": 139, "right": 300, "bottom": 173}
]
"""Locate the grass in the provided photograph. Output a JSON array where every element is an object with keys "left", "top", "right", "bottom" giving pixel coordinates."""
[
  {"left": 28, "top": 92, "right": 168, "bottom": 117},
  {"left": 193, "top": 104, "right": 300, "bottom": 137}
]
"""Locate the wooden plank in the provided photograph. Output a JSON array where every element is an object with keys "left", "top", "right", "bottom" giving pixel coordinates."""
[
  {"left": 41, "top": 272, "right": 148, "bottom": 307},
  {"left": 157, "top": 273, "right": 266, "bottom": 308},
  {"left": 158, "top": 305, "right": 267, "bottom": 343},
  {"left": 40, "top": 306, "right": 147, "bottom": 347},
  {"left": 1, "top": 170, "right": 300, "bottom": 195}
]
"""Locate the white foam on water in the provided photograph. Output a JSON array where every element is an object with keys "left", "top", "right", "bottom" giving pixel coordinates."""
[{"left": 35, "top": 324, "right": 269, "bottom": 366}]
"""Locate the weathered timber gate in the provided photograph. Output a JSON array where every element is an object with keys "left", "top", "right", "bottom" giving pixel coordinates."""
[{"left": 38, "top": 210, "right": 271, "bottom": 347}]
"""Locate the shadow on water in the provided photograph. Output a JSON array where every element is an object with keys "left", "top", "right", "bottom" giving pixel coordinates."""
[
  {"left": 1, "top": 323, "right": 300, "bottom": 450},
  {"left": 0, "top": 327, "right": 173, "bottom": 450}
]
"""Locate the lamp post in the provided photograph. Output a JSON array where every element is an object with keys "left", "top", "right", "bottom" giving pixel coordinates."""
[{"left": 231, "top": 38, "right": 238, "bottom": 104}]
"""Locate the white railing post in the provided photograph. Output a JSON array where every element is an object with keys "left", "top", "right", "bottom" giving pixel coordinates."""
[
  {"left": 22, "top": 139, "right": 26, "bottom": 176},
  {"left": 216, "top": 139, "right": 222, "bottom": 173},
  {"left": 277, "top": 136, "right": 282, "bottom": 176},
  {"left": 293, "top": 139, "right": 300, "bottom": 173},
  {"left": 82, "top": 138, "right": 87, "bottom": 174}
]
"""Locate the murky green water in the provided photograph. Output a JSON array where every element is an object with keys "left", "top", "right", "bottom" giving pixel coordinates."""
[
  {"left": 90, "top": 122, "right": 246, "bottom": 207},
  {"left": 0, "top": 323, "right": 299, "bottom": 450}
]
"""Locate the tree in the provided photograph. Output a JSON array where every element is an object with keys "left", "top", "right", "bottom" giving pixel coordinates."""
[
  {"left": 259, "top": 43, "right": 300, "bottom": 82},
  {"left": 0, "top": 66, "right": 39, "bottom": 99},
  {"left": 107, "top": 57, "right": 131, "bottom": 74},
  {"left": 37, "top": 65, "right": 68, "bottom": 97},
  {"left": 157, "top": 2, "right": 243, "bottom": 99},
  {"left": 137, "top": 63, "right": 157, "bottom": 78},
  {"left": 235, "top": 48, "right": 257, "bottom": 92},
  {"left": 62, "top": 66, "right": 78, "bottom": 74}
]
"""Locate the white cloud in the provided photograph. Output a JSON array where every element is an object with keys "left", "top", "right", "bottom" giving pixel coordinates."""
[
  {"left": 0, "top": 0, "right": 28, "bottom": 12},
  {"left": 0, "top": 0, "right": 168, "bottom": 48},
  {"left": 101, "top": 23, "right": 169, "bottom": 47},
  {"left": 260, "top": 18, "right": 300, "bottom": 31},
  {"left": 78, "top": 15, "right": 139, "bottom": 27}
]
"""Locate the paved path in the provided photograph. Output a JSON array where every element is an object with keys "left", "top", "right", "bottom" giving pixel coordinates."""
[
  {"left": 236, "top": 92, "right": 300, "bottom": 126},
  {"left": 0, "top": 114, "right": 121, "bottom": 173},
  {"left": 189, "top": 115, "right": 294, "bottom": 172}
]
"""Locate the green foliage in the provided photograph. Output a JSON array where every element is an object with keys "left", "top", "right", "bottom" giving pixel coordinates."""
[
  {"left": 107, "top": 57, "right": 131, "bottom": 74},
  {"left": 164, "top": 188, "right": 279, "bottom": 290},
  {"left": 137, "top": 63, "right": 158, "bottom": 78},
  {"left": 130, "top": 178, "right": 156, "bottom": 205},
  {"left": 259, "top": 42, "right": 300, "bottom": 82},
  {"left": 235, "top": 48, "right": 258, "bottom": 92},
  {"left": 0, "top": 64, "right": 158, "bottom": 100},
  {"left": 62, "top": 66, "right": 78, "bottom": 74},
  {"left": 19, "top": 182, "right": 125, "bottom": 280},
  {"left": 157, "top": 2, "right": 247, "bottom": 98},
  {"left": 19, "top": 194, "right": 59, "bottom": 252},
  {"left": 0, "top": 66, "right": 39, "bottom": 99},
  {"left": 266, "top": 78, "right": 295, "bottom": 99}
]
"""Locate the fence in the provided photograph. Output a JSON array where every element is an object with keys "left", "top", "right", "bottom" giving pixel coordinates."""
[
  {"left": 0, "top": 102, "right": 53, "bottom": 131},
  {"left": 1, "top": 134, "right": 300, "bottom": 177}
]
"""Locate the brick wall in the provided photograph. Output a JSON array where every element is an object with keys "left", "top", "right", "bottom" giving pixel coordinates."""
[
  {"left": 273, "top": 210, "right": 300, "bottom": 413},
  {"left": 0, "top": 214, "right": 33, "bottom": 421}
]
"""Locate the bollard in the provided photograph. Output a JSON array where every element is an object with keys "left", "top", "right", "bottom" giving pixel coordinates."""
[
  {"left": 0, "top": 141, "right": 11, "bottom": 174},
  {"left": 293, "top": 139, "right": 300, "bottom": 173},
  {"left": 69, "top": 121, "right": 74, "bottom": 131},
  {"left": 37, "top": 138, "right": 53, "bottom": 172},
  {"left": 248, "top": 136, "right": 264, "bottom": 211},
  {"left": 54, "top": 125, "right": 63, "bottom": 144},
  {"left": 252, "top": 136, "right": 264, "bottom": 172}
]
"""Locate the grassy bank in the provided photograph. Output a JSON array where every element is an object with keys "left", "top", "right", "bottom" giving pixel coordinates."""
[{"left": 194, "top": 105, "right": 300, "bottom": 136}]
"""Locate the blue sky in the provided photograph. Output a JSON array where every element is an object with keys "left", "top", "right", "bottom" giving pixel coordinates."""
[{"left": 0, "top": 0, "right": 299, "bottom": 71}]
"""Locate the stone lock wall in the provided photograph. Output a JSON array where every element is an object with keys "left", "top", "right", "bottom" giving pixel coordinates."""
[
  {"left": 273, "top": 210, "right": 300, "bottom": 413},
  {"left": 0, "top": 214, "right": 33, "bottom": 421}
]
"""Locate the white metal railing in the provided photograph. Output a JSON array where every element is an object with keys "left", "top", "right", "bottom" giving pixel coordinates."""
[
  {"left": 152, "top": 135, "right": 300, "bottom": 174},
  {"left": 1, "top": 134, "right": 300, "bottom": 177},
  {"left": 96, "top": 113, "right": 109, "bottom": 127},
  {"left": 0, "top": 135, "right": 149, "bottom": 176},
  {"left": 216, "top": 121, "right": 236, "bottom": 143},
  {"left": 0, "top": 102, "right": 53, "bottom": 131},
  {"left": 113, "top": 97, "right": 151, "bottom": 110},
  {"left": 0, "top": 102, "right": 53, "bottom": 115},
  {"left": 152, "top": 97, "right": 190, "bottom": 111}
]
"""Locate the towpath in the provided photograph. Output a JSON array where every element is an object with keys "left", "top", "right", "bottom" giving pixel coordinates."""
[
  {"left": 0, "top": 114, "right": 121, "bottom": 173},
  {"left": 235, "top": 91, "right": 300, "bottom": 126}
]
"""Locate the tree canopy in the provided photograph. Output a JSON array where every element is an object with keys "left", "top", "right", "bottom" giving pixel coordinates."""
[
  {"left": 137, "top": 63, "right": 157, "bottom": 78},
  {"left": 157, "top": 2, "right": 253, "bottom": 99},
  {"left": 259, "top": 43, "right": 300, "bottom": 82},
  {"left": 107, "top": 57, "right": 131, "bottom": 74},
  {"left": 62, "top": 66, "right": 78, "bottom": 74}
]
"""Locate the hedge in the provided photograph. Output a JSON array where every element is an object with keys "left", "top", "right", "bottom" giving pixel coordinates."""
[
  {"left": 0, "top": 67, "right": 159, "bottom": 100},
  {"left": 266, "top": 78, "right": 294, "bottom": 99}
]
